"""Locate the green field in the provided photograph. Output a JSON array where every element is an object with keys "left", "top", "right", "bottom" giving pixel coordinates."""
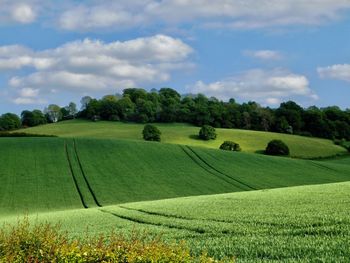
[
  {"left": 2, "top": 182, "right": 349, "bottom": 262},
  {"left": 19, "top": 119, "right": 347, "bottom": 158},
  {"left": 1, "top": 137, "right": 349, "bottom": 217},
  {"left": 1, "top": 129, "right": 350, "bottom": 261}
]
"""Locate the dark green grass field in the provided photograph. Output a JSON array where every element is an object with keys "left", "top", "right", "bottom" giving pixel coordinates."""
[
  {"left": 1, "top": 134, "right": 350, "bottom": 261},
  {"left": 1, "top": 137, "right": 349, "bottom": 216}
]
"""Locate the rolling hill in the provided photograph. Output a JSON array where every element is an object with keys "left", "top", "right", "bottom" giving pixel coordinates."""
[
  {"left": 1, "top": 137, "right": 349, "bottom": 217},
  {"left": 18, "top": 119, "right": 347, "bottom": 159}
]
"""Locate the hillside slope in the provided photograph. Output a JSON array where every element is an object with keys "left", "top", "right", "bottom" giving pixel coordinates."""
[
  {"left": 19, "top": 119, "right": 347, "bottom": 159},
  {"left": 0, "top": 137, "right": 349, "bottom": 216}
]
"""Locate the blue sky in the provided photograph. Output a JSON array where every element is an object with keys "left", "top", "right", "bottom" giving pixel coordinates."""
[{"left": 1, "top": 1, "right": 350, "bottom": 114}]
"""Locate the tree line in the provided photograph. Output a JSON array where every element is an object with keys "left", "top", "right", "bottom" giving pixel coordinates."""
[{"left": 1, "top": 87, "right": 350, "bottom": 141}]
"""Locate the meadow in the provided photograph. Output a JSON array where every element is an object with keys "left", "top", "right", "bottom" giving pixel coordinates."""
[{"left": 19, "top": 119, "right": 347, "bottom": 158}]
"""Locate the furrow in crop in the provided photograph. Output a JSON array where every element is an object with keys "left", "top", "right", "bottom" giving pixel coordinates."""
[
  {"left": 64, "top": 141, "right": 88, "bottom": 209},
  {"left": 179, "top": 145, "right": 241, "bottom": 189},
  {"left": 73, "top": 139, "right": 102, "bottom": 207},
  {"left": 310, "top": 161, "right": 339, "bottom": 172},
  {"left": 182, "top": 145, "right": 256, "bottom": 191},
  {"left": 99, "top": 209, "right": 205, "bottom": 234}
]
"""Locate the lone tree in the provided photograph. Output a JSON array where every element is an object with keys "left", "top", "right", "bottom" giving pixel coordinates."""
[
  {"left": 143, "top": 124, "right": 161, "bottom": 142},
  {"left": 199, "top": 125, "right": 217, "bottom": 140},
  {"left": 220, "top": 141, "right": 241, "bottom": 152},
  {"left": 265, "top": 140, "right": 290, "bottom": 156}
]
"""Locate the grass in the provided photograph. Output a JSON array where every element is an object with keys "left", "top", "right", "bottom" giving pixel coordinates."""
[
  {"left": 0, "top": 137, "right": 82, "bottom": 216},
  {"left": 1, "top": 182, "right": 349, "bottom": 262},
  {"left": 0, "top": 137, "right": 349, "bottom": 216},
  {"left": 18, "top": 119, "right": 347, "bottom": 159},
  {"left": 1, "top": 136, "right": 349, "bottom": 261}
]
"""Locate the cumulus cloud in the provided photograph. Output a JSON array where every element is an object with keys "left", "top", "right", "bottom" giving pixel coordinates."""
[
  {"left": 56, "top": 0, "right": 350, "bottom": 31},
  {"left": 0, "top": 1, "right": 38, "bottom": 24},
  {"left": 188, "top": 69, "right": 318, "bottom": 105},
  {"left": 317, "top": 64, "right": 350, "bottom": 82},
  {"left": 244, "top": 50, "right": 283, "bottom": 60},
  {"left": 1, "top": 35, "right": 193, "bottom": 104}
]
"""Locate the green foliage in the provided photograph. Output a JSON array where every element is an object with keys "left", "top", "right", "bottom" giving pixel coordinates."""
[
  {"left": 0, "top": 219, "right": 222, "bottom": 262},
  {"left": 143, "top": 124, "right": 161, "bottom": 142},
  {"left": 199, "top": 125, "right": 217, "bottom": 140},
  {"left": 0, "top": 113, "right": 21, "bottom": 131},
  {"left": 44, "top": 104, "right": 62, "bottom": 123},
  {"left": 219, "top": 141, "right": 241, "bottom": 152},
  {"left": 71, "top": 90, "right": 350, "bottom": 141},
  {"left": 265, "top": 140, "right": 290, "bottom": 156},
  {"left": 21, "top": 110, "right": 47, "bottom": 127}
]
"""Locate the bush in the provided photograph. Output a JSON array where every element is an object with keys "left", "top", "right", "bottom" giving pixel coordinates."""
[
  {"left": 220, "top": 141, "right": 241, "bottom": 152},
  {"left": 0, "top": 219, "right": 227, "bottom": 262},
  {"left": 265, "top": 140, "right": 290, "bottom": 156},
  {"left": 0, "top": 113, "right": 21, "bottom": 131},
  {"left": 143, "top": 124, "right": 161, "bottom": 142},
  {"left": 199, "top": 125, "right": 217, "bottom": 141}
]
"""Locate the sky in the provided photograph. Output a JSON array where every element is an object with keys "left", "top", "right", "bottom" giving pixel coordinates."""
[{"left": 0, "top": 0, "right": 350, "bottom": 114}]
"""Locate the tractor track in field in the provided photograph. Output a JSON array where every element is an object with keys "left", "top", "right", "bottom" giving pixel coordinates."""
[
  {"left": 73, "top": 139, "right": 102, "bottom": 207},
  {"left": 64, "top": 141, "right": 88, "bottom": 209},
  {"left": 181, "top": 145, "right": 256, "bottom": 191},
  {"left": 99, "top": 208, "right": 206, "bottom": 234}
]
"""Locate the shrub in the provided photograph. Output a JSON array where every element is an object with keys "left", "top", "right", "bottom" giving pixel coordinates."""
[
  {"left": 0, "top": 132, "right": 57, "bottom": 137},
  {"left": 0, "top": 113, "right": 21, "bottom": 131},
  {"left": 265, "top": 140, "right": 290, "bottom": 156},
  {"left": 143, "top": 124, "right": 161, "bottom": 142},
  {"left": 0, "top": 219, "right": 228, "bottom": 262},
  {"left": 199, "top": 125, "right": 217, "bottom": 141},
  {"left": 220, "top": 141, "right": 241, "bottom": 152}
]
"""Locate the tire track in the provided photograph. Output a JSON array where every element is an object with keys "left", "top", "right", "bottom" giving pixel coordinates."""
[
  {"left": 64, "top": 141, "right": 88, "bottom": 209},
  {"left": 99, "top": 208, "right": 205, "bottom": 234},
  {"left": 181, "top": 145, "right": 256, "bottom": 190},
  {"left": 73, "top": 139, "right": 102, "bottom": 207}
]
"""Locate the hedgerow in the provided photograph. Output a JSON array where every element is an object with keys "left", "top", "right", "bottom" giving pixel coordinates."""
[
  {"left": 0, "top": 219, "right": 231, "bottom": 263},
  {"left": 0, "top": 132, "right": 57, "bottom": 137}
]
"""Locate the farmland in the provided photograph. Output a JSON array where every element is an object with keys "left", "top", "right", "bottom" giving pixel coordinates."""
[
  {"left": 0, "top": 133, "right": 350, "bottom": 261},
  {"left": 1, "top": 181, "right": 349, "bottom": 262},
  {"left": 1, "top": 137, "right": 350, "bottom": 216},
  {"left": 18, "top": 119, "right": 347, "bottom": 159}
]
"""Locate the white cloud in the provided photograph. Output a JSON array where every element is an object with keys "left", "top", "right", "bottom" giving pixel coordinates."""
[
  {"left": 0, "top": 1, "right": 39, "bottom": 25},
  {"left": 0, "top": 35, "right": 193, "bottom": 104},
  {"left": 188, "top": 69, "right": 317, "bottom": 105},
  {"left": 1, "top": 1, "right": 350, "bottom": 30},
  {"left": 318, "top": 64, "right": 350, "bottom": 82},
  {"left": 56, "top": 0, "right": 350, "bottom": 31},
  {"left": 11, "top": 3, "right": 36, "bottom": 23},
  {"left": 244, "top": 50, "right": 282, "bottom": 60}
]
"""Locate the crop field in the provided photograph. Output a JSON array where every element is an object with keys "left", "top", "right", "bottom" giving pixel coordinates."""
[
  {"left": 1, "top": 182, "right": 349, "bottom": 262},
  {"left": 1, "top": 136, "right": 350, "bottom": 261},
  {"left": 18, "top": 119, "right": 347, "bottom": 159},
  {"left": 0, "top": 138, "right": 82, "bottom": 216},
  {"left": 1, "top": 137, "right": 349, "bottom": 216}
]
